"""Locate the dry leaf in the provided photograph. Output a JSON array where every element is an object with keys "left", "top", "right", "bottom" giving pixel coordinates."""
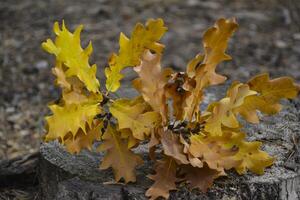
[
  {"left": 105, "top": 19, "right": 167, "bottom": 92},
  {"left": 165, "top": 72, "right": 195, "bottom": 120},
  {"left": 109, "top": 97, "right": 161, "bottom": 140},
  {"left": 181, "top": 164, "right": 225, "bottom": 192},
  {"left": 133, "top": 50, "right": 173, "bottom": 123},
  {"left": 146, "top": 157, "right": 178, "bottom": 200},
  {"left": 161, "top": 130, "right": 189, "bottom": 164},
  {"left": 189, "top": 134, "right": 240, "bottom": 171},
  {"left": 235, "top": 73, "right": 299, "bottom": 123},
  {"left": 221, "top": 131, "right": 274, "bottom": 175},
  {"left": 185, "top": 18, "right": 238, "bottom": 120},
  {"left": 42, "top": 21, "right": 100, "bottom": 93},
  {"left": 98, "top": 124, "right": 143, "bottom": 183},
  {"left": 45, "top": 102, "right": 101, "bottom": 142},
  {"left": 64, "top": 120, "right": 103, "bottom": 154},
  {"left": 204, "top": 82, "right": 256, "bottom": 136}
]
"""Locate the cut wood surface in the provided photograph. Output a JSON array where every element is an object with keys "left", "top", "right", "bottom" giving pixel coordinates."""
[{"left": 39, "top": 88, "right": 300, "bottom": 200}]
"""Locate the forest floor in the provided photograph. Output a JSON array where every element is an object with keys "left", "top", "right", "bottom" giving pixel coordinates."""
[{"left": 1, "top": 0, "right": 300, "bottom": 199}]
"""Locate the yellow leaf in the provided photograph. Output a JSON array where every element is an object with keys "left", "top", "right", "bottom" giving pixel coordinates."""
[
  {"left": 146, "top": 157, "right": 178, "bottom": 200},
  {"left": 45, "top": 102, "right": 101, "bottom": 142},
  {"left": 51, "top": 64, "right": 71, "bottom": 90},
  {"left": 105, "top": 18, "right": 167, "bottom": 92},
  {"left": 62, "top": 88, "right": 103, "bottom": 105},
  {"left": 204, "top": 83, "right": 256, "bottom": 136},
  {"left": 42, "top": 21, "right": 100, "bottom": 93},
  {"left": 235, "top": 73, "right": 299, "bottom": 123},
  {"left": 133, "top": 50, "right": 173, "bottom": 123},
  {"left": 189, "top": 134, "right": 241, "bottom": 171},
  {"left": 64, "top": 120, "right": 103, "bottom": 154},
  {"left": 180, "top": 135, "right": 203, "bottom": 168},
  {"left": 219, "top": 131, "right": 274, "bottom": 175},
  {"left": 119, "top": 129, "right": 139, "bottom": 149},
  {"left": 98, "top": 124, "right": 143, "bottom": 183},
  {"left": 109, "top": 97, "right": 161, "bottom": 140},
  {"left": 235, "top": 141, "right": 274, "bottom": 175},
  {"left": 185, "top": 18, "right": 238, "bottom": 120}
]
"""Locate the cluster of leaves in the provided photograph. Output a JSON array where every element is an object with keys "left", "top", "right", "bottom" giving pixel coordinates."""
[{"left": 43, "top": 18, "right": 299, "bottom": 199}]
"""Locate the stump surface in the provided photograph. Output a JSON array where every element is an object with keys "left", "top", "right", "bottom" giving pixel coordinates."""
[{"left": 39, "top": 89, "right": 300, "bottom": 200}]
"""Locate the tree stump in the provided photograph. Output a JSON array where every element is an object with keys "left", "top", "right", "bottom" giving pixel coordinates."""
[{"left": 38, "top": 88, "right": 300, "bottom": 200}]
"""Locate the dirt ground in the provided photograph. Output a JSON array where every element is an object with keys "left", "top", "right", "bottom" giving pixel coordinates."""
[{"left": 1, "top": 0, "right": 300, "bottom": 199}]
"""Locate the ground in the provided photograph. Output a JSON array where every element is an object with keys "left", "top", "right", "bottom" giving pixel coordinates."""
[{"left": 1, "top": 0, "right": 300, "bottom": 199}]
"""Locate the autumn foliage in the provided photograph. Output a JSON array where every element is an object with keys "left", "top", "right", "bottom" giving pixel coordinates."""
[{"left": 42, "top": 18, "right": 299, "bottom": 199}]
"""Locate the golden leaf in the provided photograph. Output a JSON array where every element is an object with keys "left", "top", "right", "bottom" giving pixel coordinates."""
[
  {"left": 64, "top": 120, "right": 103, "bottom": 154},
  {"left": 235, "top": 73, "right": 299, "bottom": 123},
  {"left": 133, "top": 50, "right": 173, "bottom": 123},
  {"left": 204, "top": 83, "right": 256, "bottom": 136},
  {"left": 119, "top": 129, "right": 139, "bottom": 149},
  {"left": 105, "top": 18, "right": 167, "bottom": 92},
  {"left": 42, "top": 21, "right": 100, "bottom": 93},
  {"left": 98, "top": 124, "right": 143, "bottom": 183},
  {"left": 51, "top": 64, "right": 71, "bottom": 90},
  {"left": 109, "top": 97, "right": 161, "bottom": 140},
  {"left": 189, "top": 134, "right": 240, "bottom": 171},
  {"left": 222, "top": 131, "right": 274, "bottom": 175},
  {"left": 180, "top": 135, "right": 203, "bottom": 168},
  {"left": 185, "top": 18, "right": 238, "bottom": 120},
  {"left": 45, "top": 102, "right": 101, "bottom": 142},
  {"left": 146, "top": 157, "right": 178, "bottom": 200}
]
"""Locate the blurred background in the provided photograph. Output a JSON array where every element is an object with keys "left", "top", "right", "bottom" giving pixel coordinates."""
[{"left": 1, "top": 0, "right": 300, "bottom": 198}]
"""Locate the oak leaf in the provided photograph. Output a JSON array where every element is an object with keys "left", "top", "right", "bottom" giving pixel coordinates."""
[
  {"left": 109, "top": 97, "right": 161, "bottom": 140},
  {"left": 204, "top": 83, "right": 256, "bottom": 136},
  {"left": 133, "top": 50, "right": 173, "bottom": 122},
  {"left": 160, "top": 130, "right": 189, "bottom": 164},
  {"left": 45, "top": 102, "right": 101, "bottom": 142},
  {"left": 105, "top": 18, "right": 167, "bottom": 92},
  {"left": 180, "top": 135, "right": 203, "bottom": 168},
  {"left": 222, "top": 131, "right": 274, "bottom": 175},
  {"left": 146, "top": 157, "right": 178, "bottom": 200},
  {"left": 98, "top": 124, "right": 143, "bottom": 183},
  {"left": 235, "top": 73, "right": 299, "bottom": 123},
  {"left": 64, "top": 120, "right": 103, "bottom": 154},
  {"left": 189, "top": 134, "right": 240, "bottom": 171},
  {"left": 165, "top": 72, "right": 195, "bottom": 120},
  {"left": 181, "top": 164, "right": 225, "bottom": 192},
  {"left": 51, "top": 64, "right": 71, "bottom": 90},
  {"left": 42, "top": 21, "right": 100, "bottom": 93},
  {"left": 185, "top": 18, "right": 238, "bottom": 120},
  {"left": 119, "top": 128, "right": 139, "bottom": 149}
]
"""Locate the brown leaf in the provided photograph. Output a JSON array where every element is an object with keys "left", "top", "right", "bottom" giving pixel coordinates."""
[
  {"left": 119, "top": 129, "right": 139, "bottom": 149},
  {"left": 181, "top": 164, "right": 225, "bottom": 192},
  {"left": 189, "top": 134, "right": 240, "bottom": 171},
  {"left": 64, "top": 120, "right": 103, "bottom": 154},
  {"left": 148, "top": 130, "right": 160, "bottom": 160},
  {"left": 185, "top": 18, "right": 238, "bottom": 120},
  {"left": 165, "top": 72, "right": 195, "bottom": 120},
  {"left": 161, "top": 130, "right": 189, "bottom": 164},
  {"left": 146, "top": 157, "right": 178, "bottom": 200},
  {"left": 180, "top": 135, "right": 203, "bottom": 168},
  {"left": 133, "top": 50, "right": 173, "bottom": 123},
  {"left": 98, "top": 125, "right": 143, "bottom": 183}
]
